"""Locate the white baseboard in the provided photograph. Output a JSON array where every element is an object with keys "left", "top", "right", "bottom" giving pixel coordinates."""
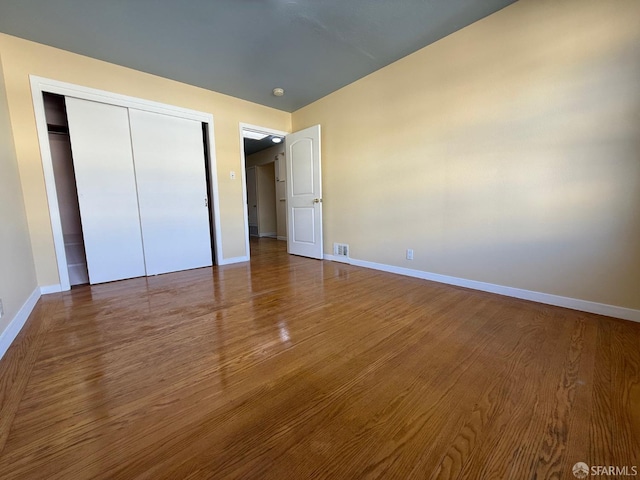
[
  {"left": 259, "top": 232, "right": 277, "bottom": 238},
  {"left": 40, "top": 284, "right": 63, "bottom": 294},
  {"left": 323, "top": 253, "right": 350, "bottom": 264},
  {"left": 218, "top": 256, "right": 249, "bottom": 266},
  {"left": 0, "top": 287, "right": 41, "bottom": 361},
  {"left": 325, "top": 256, "right": 640, "bottom": 323},
  {"left": 277, "top": 236, "right": 287, "bottom": 241}
]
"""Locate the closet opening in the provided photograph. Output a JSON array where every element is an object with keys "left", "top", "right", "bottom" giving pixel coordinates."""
[
  {"left": 32, "top": 76, "right": 224, "bottom": 291},
  {"left": 202, "top": 123, "right": 217, "bottom": 264},
  {"left": 43, "top": 92, "right": 89, "bottom": 287},
  {"left": 41, "top": 90, "right": 218, "bottom": 287}
]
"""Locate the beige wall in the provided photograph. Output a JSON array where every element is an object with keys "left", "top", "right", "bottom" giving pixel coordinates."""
[
  {"left": 0, "top": 52, "right": 38, "bottom": 334},
  {"left": 2, "top": 0, "right": 639, "bottom": 313},
  {"left": 292, "top": 0, "right": 640, "bottom": 310},
  {"left": 245, "top": 144, "right": 284, "bottom": 169},
  {"left": 256, "top": 164, "right": 277, "bottom": 236},
  {"left": 0, "top": 33, "right": 290, "bottom": 287}
]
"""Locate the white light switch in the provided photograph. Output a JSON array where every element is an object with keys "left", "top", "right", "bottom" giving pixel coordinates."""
[{"left": 230, "top": 171, "right": 236, "bottom": 180}]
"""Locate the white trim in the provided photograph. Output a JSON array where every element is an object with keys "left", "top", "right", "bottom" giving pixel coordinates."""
[
  {"left": 40, "top": 284, "right": 63, "bottom": 295},
  {"left": 240, "top": 123, "right": 288, "bottom": 139},
  {"left": 259, "top": 232, "right": 277, "bottom": 238},
  {"left": 217, "top": 256, "right": 249, "bottom": 265},
  {"left": 325, "top": 256, "right": 640, "bottom": 323},
  {"left": 323, "top": 253, "right": 350, "bottom": 264},
  {"left": 0, "top": 288, "right": 41, "bottom": 361},
  {"left": 31, "top": 81, "right": 71, "bottom": 290},
  {"left": 30, "top": 76, "right": 210, "bottom": 121},
  {"left": 239, "top": 123, "right": 289, "bottom": 262},
  {"left": 243, "top": 130, "right": 270, "bottom": 141},
  {"left": 277, "top": 236, "right": 287, "bottom": 241},
  {"left": 204, "top": 122, "right": 223, "bottom": 267},
  {"left": 30, "top": 76, "right": 224, "bottom": 290}
]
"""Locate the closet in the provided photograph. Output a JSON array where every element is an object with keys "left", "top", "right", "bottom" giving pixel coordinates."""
[
  {"left": 47, "top": 94, "right": 213, "bottom": 285},
  {"left": 45, "top": 94, "right": 89, "bottom": 285}
]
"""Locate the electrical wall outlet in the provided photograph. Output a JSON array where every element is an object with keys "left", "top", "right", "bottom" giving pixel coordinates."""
[
  {"left": 0, "top": 298, "right": 4, "bottom": 319},
  {"left": 406, "top": 249, "right": 414, "bottom": 260}
]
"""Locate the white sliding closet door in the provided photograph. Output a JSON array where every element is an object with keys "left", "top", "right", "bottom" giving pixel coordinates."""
[
  {"left": 65, "top": 98, "right": 146, "bottom": 284},
  {"left": 129, "top": 110, "right": 212, "bottom": 276}
]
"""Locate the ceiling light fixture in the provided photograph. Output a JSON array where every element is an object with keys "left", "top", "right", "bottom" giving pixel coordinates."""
[
  {"left": 243, "top": 129, "right": 269, "bottom": 140},
  {"left": 272, "top": 87, "right": 285, "bottom": 97}
]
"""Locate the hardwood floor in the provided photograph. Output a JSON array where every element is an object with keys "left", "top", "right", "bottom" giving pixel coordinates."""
[{"left": 0, "top": 238, "right": 638, "bottom": 479}]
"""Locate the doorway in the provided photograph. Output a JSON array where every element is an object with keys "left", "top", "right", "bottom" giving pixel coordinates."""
[
  {"left": 240, "top": 123, "right": 288, "bottom": 258},
  {"left": 43, "top": 92, "right": 89, "bottom": 286}
]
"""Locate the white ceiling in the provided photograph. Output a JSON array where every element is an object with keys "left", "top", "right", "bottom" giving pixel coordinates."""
[{"left": 0, "top": 0, "right": 517, "bottom": 112}]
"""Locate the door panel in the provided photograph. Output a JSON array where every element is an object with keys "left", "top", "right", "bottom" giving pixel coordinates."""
[
  {"left": 129, "top": 109, "right": 212, "bottom": 276},
  {"left": 290, "top": 140, "right": 314, "bottom": 195},
  {"left": 65, "top": 97, "right": 146, "bottom": 284},
  {"left": 292, "top": 208, "right": 315, "bottom": 243},
  {"left": 286, "top": 125, "right": 323, "bottom": 259}
]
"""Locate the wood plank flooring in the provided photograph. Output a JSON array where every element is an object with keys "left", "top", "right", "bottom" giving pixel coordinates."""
[{"left": 0, "top": 238, "right": 638, "bottom": 479}]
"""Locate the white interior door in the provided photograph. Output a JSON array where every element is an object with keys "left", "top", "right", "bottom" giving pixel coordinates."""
[
  {"left": 65, "top": 97, "right": 146, "bottom": 284},
  {"left": 129, "top": 109, "right": 212, "bottom": 276},
  {"left": 285, "top": 125, "right": 323, "bottom": 259}
]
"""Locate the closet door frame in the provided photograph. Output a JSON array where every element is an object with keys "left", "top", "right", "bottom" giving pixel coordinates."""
[{"left": 30, "top": 75, "right": 223, "bottom": 292}]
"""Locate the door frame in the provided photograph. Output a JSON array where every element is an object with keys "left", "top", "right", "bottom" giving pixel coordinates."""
[
  {"left": 239, "top": 123, "right": 288, "bottom": 259},
  {"left": 30, "top": 75, "right": 223, "bottom": 291}
]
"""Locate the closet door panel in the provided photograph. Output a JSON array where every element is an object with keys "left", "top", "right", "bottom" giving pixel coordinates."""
[
  {"left": 65, "top": 98, "right": 146, "bottom": 284},
  {"left": 129, "top": 110, "right": 212, "bottom": 276}
]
